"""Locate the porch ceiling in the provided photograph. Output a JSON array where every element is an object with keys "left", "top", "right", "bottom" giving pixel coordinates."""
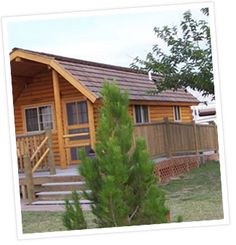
[{"left": 11, "top": 59, "right": 48, "bottom": 78}]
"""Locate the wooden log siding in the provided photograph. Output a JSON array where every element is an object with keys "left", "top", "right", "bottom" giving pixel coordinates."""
[
  {"left": 133, "top": 121, "right": 219, "bottom": 159},
  {"left": 149, "top": 105, "right": 193, "bottom": 122},
  {"left": 13, "top": 73, "right": 59, "bottom": 164},
  {"left": 13, "top": 71, "right": 88, "bottom": 166},
  {"left": 13, "top": 68, "right": 196, "bottom": 168},
  {"left": 93, "top": 102, "right": 193, "bottom": 132}
]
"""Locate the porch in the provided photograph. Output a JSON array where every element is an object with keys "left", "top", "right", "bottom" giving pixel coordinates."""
[
  {"left": 12, "top": 54, "right": 96, "bottom": 170},
  {"left": 16, "top": 117, "right": 219, "bottom": 174},
  {"left": 16, "top": 119, "right": 219, "bottom": 205}
]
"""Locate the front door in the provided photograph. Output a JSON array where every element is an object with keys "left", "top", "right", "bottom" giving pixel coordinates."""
[{"left": 64, "top": 100, "right": 91, "bottom": 165}]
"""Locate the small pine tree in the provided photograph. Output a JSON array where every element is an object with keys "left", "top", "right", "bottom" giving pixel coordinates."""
[
  {"left": 63, "top": 191, "right": 87, "bottom": 230},
  {"left": 79, "top": 81, "right": 169, "bottom": 227}
]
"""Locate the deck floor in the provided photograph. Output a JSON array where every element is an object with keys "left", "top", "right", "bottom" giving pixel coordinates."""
[{"left": 18, "top": 151, "right": 214, "bottom": 179}]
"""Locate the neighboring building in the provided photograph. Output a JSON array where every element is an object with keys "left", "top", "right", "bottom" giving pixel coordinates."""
[
  {"left": 191, "top": 103, "right": 216, "bottom": 124},
  {"left": 10, "top": 48, "right": 199, "bottom": 169}
]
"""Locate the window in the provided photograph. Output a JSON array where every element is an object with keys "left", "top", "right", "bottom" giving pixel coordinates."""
[
  {"left": 66, "top": 101, "right": 88, "bottom": 125},
  {"left": 173, "top": 106, "right": 181, "bottom": 121},
  {"left": 134, "top": 105, "right": 149, "bottom": 123},
  {"left": 25, "top": 105, "right": 53, "bottom": 132}
]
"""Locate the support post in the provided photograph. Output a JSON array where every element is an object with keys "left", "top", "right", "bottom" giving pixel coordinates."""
[
  {"left": 45, "top": 129, "right": 56, "bottom": 175},
  {"left": 24, "top": 154, "right": 35, "bottom": 204},
  {"left": 52, "top": 70, "right": 67, "bottom": 169},
  {"left": 164, "top": 117, "right": 172, "bottom": 158},
  {"left": 213, "top": 123, "right": 218, "bottom": 153},
  {"left": 87, "top": 100, "right": 96, "bottom": 150},
  {"left": 21, "top": 185, "right": 27, "bottom": 200}
]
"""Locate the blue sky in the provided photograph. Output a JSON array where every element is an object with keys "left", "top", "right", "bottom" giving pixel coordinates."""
[{"left": 6, "top": 5, "right": 208, "bottom": 67}]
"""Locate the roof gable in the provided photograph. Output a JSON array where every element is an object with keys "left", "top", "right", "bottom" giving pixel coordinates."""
[{"left": 10, "top": 48, "right": 98, "bottom": 103}]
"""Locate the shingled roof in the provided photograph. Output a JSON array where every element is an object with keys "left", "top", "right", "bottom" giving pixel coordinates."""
[{"left": 11, "top": 48, "right": 199, "bottom": 103}]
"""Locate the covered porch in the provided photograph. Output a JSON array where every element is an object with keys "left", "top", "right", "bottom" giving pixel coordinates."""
[{"left": 11, "top": 50, "right": 97, "bottom": 171}]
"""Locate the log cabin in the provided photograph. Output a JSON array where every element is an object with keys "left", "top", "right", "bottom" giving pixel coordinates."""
[{"left": 10, "top": 48, "right": 199, "bottom": 171}]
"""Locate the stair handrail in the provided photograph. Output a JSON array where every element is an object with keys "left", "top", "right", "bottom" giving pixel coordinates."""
[
  {"left": 31, "top": 129, "right": 55, "bottom": 174},
  {"left": 30, "top": 136, "right": 49, "bottom": 161}
]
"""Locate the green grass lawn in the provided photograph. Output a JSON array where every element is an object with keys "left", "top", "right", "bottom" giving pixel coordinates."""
[
  {"left": 21, "top": 211, "right": 65, "bottom": 233},
  {"left": 21, "top": 211, "right": 96, "bottom": 233},
  {"left": 21, "top": 161, "right": 224, "bottom": 233},
  {"left": 161, "top": 161, "right": 224, "bottom": 222}
]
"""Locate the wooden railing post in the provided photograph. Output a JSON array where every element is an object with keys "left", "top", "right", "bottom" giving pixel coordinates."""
[
  {"left": 213, "top": 123, "right": 219, "bottom": 153},
  {"left": 24, "top": 154, "right": 35, "bottom": 204},
  {"left": 192, "top": 121, "right": 199, "bottom": 155},
  {"left": 45, "top": 129, "right": 56, "bottom": 175},
  {"left": 164, "top": 117, "right": 172, "bottom": 158}
]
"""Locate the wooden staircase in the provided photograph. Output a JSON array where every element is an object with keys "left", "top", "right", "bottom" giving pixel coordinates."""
[
  {"left": 19, "top": 172, "right": 92, "bottom": 206},
  {"left": 16, "top": 129, "right": 92, "bottom": 207}
]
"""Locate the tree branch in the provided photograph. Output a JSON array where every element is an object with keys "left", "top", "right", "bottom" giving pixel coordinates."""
[{"left": 128, "top": 205, "right": 139, "bottom": 224}]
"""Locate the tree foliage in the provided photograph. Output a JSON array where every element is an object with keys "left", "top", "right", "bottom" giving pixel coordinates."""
[
  {"left": 63, "top": 191, "right": 87, "bottom": 230},
  {"left": 131, "top": 8, "right": 213, "bottom": 97},
  {"left": 78, "top": 81, "right": 168, "bottom": 228}
]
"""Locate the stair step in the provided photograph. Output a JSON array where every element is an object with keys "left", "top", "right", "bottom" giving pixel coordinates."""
[
  {"left": 31, "top": 200, "right": 92, "bottom": 205},
  {"left": 42, "top": 181, "right": 85, "bottom": 187},
  {"left": 34, "top": 181, "right": 87, "bottom": 192},
  {"left": 37, "top": 190, "right": 91, "bottom": 196},
  {"left": 20, "top": 175, "right": 84, "bottom": 185},
  {"left": 36, "top": 190, "right": 91, "bottom": 201}
]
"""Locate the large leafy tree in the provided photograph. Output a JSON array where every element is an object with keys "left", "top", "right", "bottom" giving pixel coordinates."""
[{"left": 131, "top": 8, "right": 213, "bottom": 97}]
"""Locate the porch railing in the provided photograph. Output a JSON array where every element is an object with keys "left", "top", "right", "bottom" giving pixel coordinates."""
[
  {"left": 133, "top": 118, "right": 219, "bottom": 159},
  {"left": 17, "top": 129, "right": 56, "bottom": 203},
  {"left": 16, "top": 129, "right": 55, "bottom": 174}
]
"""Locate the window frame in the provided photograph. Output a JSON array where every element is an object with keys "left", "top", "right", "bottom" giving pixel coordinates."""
[
  {"left": 173, "top": 105, "right": 182, "bottom": 122},
  {"left": 23, "top": 103, "right": 54, "bottom": 133},
  {"left": 133, "top": 105, "right": 150, "bottom": 124}
]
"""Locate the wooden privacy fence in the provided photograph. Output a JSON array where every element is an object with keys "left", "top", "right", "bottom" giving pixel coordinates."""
[{"left": 133, "top": 118, "right": 218, "bottom": 159}]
